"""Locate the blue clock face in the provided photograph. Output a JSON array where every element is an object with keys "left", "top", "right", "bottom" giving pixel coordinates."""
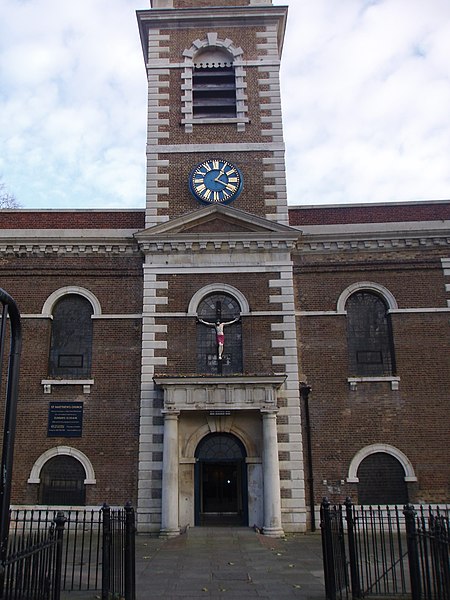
[{"left": 189, "top": 159, "right": 243, "bottom": 205}]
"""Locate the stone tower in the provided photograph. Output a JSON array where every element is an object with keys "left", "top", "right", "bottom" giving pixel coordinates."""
[{"left": 136, "top": 0, "right": 306, "bottom": 535}]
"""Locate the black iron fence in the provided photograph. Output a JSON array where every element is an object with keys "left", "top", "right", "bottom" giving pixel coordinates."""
[
  {"left": 321, "top": 498, "right": 450, "bottom": 600},
  {"left": 102, "top": 503, "right": 136, "bottom": 600},
  {"left": 4, "top": 505, "right": 135, "bottom": 600},
  {"left": 1, "top": 512, "right": 66, "bottom": 600}
]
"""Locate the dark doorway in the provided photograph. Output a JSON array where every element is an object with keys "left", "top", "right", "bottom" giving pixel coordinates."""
[{"left": 195, "top": 433, "right": 248, "bottom": 526}]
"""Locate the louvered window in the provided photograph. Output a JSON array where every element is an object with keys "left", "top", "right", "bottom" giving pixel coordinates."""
[{"left": 193, "top": 65, "right": 237, "bottom": 118}]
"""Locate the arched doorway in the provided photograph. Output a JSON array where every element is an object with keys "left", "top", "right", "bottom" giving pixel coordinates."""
[{"left": 195, "top": 433, "right": 248, "bottom": 526}]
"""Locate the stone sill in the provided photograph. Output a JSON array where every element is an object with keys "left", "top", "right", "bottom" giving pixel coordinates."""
[
  {"left": 41, "top": 379, "right": 94, "bottom": 394},
  {"left": 347, "top": 376, "right": 400, "bottom": 391}
]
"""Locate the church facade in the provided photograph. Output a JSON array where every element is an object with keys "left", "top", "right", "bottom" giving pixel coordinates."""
[{"left": 0, "top": 0, "right": 449, "bottom": 536}]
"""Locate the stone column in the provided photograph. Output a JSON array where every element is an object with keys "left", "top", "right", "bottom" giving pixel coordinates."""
[
  {"left": 160, "top": 410, "right": 180, "bottom": 537},
  {"left": 261, "top": 409, "right": 284, "bottom": 537}
]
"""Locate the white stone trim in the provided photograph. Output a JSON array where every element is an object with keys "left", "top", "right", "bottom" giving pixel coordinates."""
[
  {"left": 184, "top": 423, "right": 257, "bottom": 461},
  {"left": 299, "top": 232, "right": 450, "bottom": 253},
  {"left": 28, "top": 446, "right": 96, "bottom": 485},
  {"left": 347, "top": 376, "right": 400, "bottom": 391},
  {"left": 42, "top": 286, "right": 102, "bottom": 317},
  {"left": 146, "top": 142, "right": 285, "bottom": 153},
  {"left": 181, "top": 33, "right": 247, "bottom": 132},
  {"left": 187, "top": 283, "right": 250, "bottom": 315},
  {"left": 347, "top": 444, "right": 417, "bottom": 483},
  {"left": 337, "top": 282, "right": 398, "bottom": 314},
  {"left": 41, "top": 379, "right": 94, "bottom": 394}
]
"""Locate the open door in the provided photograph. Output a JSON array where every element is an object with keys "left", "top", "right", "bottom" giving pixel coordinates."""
[{"left": 195, "top": 433, "right": 248, "bottom": 526}]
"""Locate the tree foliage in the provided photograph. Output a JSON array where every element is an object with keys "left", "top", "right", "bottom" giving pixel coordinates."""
[{"left": 0, "top": 180, "right": 20, "bottom": 209}]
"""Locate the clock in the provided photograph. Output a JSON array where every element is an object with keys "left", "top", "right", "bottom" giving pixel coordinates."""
[{"left": 189, "top": 159, "right": 243, "bottom": 205}]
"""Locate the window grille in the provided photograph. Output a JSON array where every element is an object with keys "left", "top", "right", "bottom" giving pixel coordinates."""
[
  {"left": 196, "top": 433, "right": 246, "bottom": 461},
  {"left": 197, "top": 293, "right": 242, "bottom": 375},
  {"left": 39, "top": 455, "right": 86, "bottom": 506},
  {"left": 49, "top": 295, "right": 93, "bottom": 378},
  {"left": 346, "top": 292, "right": 396, "bottom": 376},
  {"left": 357, "top": 452, "right": 408, "bottom": 505}
]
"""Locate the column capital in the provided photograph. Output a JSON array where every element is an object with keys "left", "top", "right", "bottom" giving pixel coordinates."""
[
  {"left": 261, "top": 408, "right": 279, "bottom": 416},
  {"left": 162, "top": 409, "right": 180, "bottom": 418}
]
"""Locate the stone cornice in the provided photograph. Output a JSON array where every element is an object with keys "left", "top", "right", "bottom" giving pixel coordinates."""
[
  {"left": 137, "top": 234, "right": 297, "bottom": 254},
  {"left": 153, "top": 374, "right": 287, "bottom": 412},
  {"left": 137, "top": 5, "right": 288, "bottom": 64},
  {"left": 296, "top": 229, "right": 450, "bottom": 253},
  {"left": 0, "top": 230, "right": 140, "bottom": 256}
]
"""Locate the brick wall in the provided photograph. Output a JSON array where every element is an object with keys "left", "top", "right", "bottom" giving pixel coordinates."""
[
  {"left": 295, "top": 245, "right": 450, "bottom": 505},
  {"left": 0, "top": 251, "right": 143, "bottom": 506}
]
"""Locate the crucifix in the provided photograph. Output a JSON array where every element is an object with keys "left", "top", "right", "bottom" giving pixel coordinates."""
[{"left": 197, "top": 300, "right": 240, "bottom": 366}]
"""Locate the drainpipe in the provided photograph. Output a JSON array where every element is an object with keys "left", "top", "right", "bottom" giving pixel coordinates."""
[{"left": 300, "top": 383, "right": 315, "bottom": 531}]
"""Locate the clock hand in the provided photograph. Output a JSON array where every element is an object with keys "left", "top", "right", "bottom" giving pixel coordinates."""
[{"left": 214, "top": 170, "right": 226, "bottom": 184}]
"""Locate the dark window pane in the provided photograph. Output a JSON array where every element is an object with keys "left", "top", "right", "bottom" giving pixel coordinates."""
[
  {"left": 196, "top": 433, "right": 246, "bottom": 460},
  {"left": 49, "top": 295, "right": 93, "bottom": 377},
  {"left": 40, "top": 455, "right": 86, "bottom": 506},
  {"left": 197, "top": 293, "right": 242, "bottom": 375},
  {"left": 346, "top": 292, "right": 395, "bottom": 376},
  {"left": 357, "top": 453, "right": 408, "bottom": 505}
]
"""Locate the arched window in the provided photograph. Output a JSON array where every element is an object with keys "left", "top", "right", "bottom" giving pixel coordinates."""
[
  {"left": 49, "top": 294, "right": 93, "bottom": 378},
  {"left": 181, "top": 34, "right": 247, "bottom": 132},
  {"left": 346, "top": 292, "right": 395, "bottom": 376},
  {"left": 357, "top": 452, "right": 408, "bottom": 505},
  {"left": 39, "top": 455, "right": 86, "bottom": 506},
  {"left": 193, "top": 48, "right": 236, "bottom": 119},
  {"left": 197, "top": 293, "right": 242, "bottom": 375}
]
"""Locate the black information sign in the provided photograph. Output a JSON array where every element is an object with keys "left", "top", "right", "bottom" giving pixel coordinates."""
[{"left": 48, "top": 402, "right": 83, "bottom": 437}]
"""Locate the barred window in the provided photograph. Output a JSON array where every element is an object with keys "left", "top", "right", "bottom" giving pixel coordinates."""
[
  {"left": 39, "top": 455, "right": 86, "bottom": 506},
  {"left": 197, "top": 293, "right": 242, "bottom": 375},
  {"left": 49, "top": 295, "right": 93, "bottom": 378},
  {"left": 346, "top": 292, "right": 395, "bottom": 376}
]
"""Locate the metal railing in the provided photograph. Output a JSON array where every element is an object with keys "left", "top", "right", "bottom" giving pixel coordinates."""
[
  {"left": 7, "top": 506, "right": 136, "bottom": 598},
  {"left": 102, "top": 503, "right": 136, "bottom": 600},
  {"left": 2, "top": 513, "right": 66, "bottom": 600},
  {"left": 321, "top": 498, "right": 450, "bottom": 600}
]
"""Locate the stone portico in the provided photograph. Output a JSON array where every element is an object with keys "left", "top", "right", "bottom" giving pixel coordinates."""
[{"left": 154, "top": 376, "right": 286, "bottom": 537}]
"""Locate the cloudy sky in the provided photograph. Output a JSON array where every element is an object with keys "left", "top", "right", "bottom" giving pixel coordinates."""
[{"left": 0, "top": 0, "right": 449, "bottom": 210}]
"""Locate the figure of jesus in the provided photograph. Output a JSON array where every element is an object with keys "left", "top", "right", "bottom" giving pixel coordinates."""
[{"left": 197, "top": 316, "right": 240, "bottom": 360}]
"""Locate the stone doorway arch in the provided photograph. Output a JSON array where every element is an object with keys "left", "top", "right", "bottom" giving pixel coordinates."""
[{"left": 194, "top": 433, "right": 248, "bottom": 526}]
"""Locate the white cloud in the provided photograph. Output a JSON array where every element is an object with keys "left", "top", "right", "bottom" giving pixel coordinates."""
[
  {"left": 0, "top": 0, "right": 146, "bottom": 208},
  {"left": 0, "top": 0, "right": 449, "bottom": 208},
  {"left": 278, "top": 0, "right": 450, "bottom": 204}
]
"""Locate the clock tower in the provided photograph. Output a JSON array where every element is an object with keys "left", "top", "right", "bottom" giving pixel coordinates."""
[
  {"left": 136, "top": 0, "right": 306, "bottom": 536},
  {"left": 137, "top": 0, "right": 289, "bottom": 225}
]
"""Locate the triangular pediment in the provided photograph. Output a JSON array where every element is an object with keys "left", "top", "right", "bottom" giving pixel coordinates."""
[{"left": 135, "top": 204, "right": 300, "bottom": 239}]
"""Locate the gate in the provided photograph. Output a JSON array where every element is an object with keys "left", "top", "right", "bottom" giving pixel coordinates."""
[
  {"left": 321, "top": 498, "right": 450, "bottom": 600},
  {"left": 2, "top": 513, "right": 66, "bottom": 600}
]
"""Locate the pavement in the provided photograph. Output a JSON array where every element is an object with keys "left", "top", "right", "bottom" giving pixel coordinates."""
[
  {"left": 62, "top": 527, "right": 326, "bottom": 600},
  {"left": 136, "top": 527, "right": 325, "bottom": 599}
]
